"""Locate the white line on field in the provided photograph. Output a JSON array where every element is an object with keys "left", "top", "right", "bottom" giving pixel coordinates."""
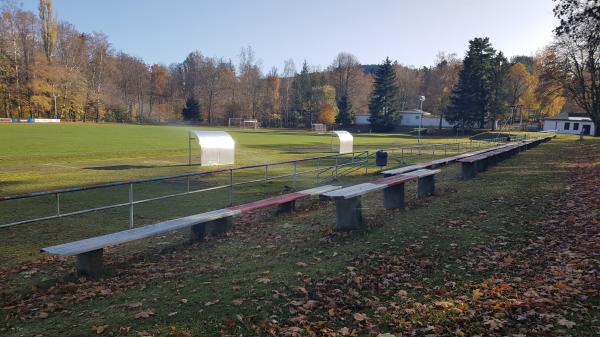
[{"left": 43, "top": 163, "right": 77, "bottom": 169}]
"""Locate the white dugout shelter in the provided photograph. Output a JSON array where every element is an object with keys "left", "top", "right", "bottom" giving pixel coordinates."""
[
  {"left": 331, "top": 130, "right": 353, "bottom": 154},
  {"left": 189, "top": 131, "right": 235, "bottom": 166}
]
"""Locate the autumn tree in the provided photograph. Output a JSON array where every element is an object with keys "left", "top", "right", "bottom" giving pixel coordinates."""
[
  {"left": 38, "top": 0, "right": 57, "bottom": 63},
  {"left": 420, "top": 52, "right": 461, "bottom": 129},
  {"left": 368, "top": 57, "right": 400, "bottom": 132},
  {"left": 547, "top": 0, "right": 600, "bottom": 135}
]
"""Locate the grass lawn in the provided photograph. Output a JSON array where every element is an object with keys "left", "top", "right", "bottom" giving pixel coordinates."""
[
  {"left": 0, "top": 123, "right": 525, "bottom": 267},
  {"left": 0, "top": 123, "right": 477, "bottom": 196},
  {"left": 1, "top": 134, "right": 598, "bottom": 336}
]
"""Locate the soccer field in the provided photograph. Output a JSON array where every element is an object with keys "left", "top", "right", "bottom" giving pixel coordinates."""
[{"left": 0, "top": 123, "right": 466, "bottom": 195}]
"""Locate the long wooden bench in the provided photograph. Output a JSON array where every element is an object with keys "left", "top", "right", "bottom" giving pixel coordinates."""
[
  {"left": 458, "top": 136, "right": 553, "bottom": 179},
  {"left": 42, "top": 184, "right": 340, "bottom": 278},
  {"left": 322, "top": 169, "right": 440, "bottom": 230},
  {"left": 381, "top": 143, "right": 515, "bottom": 176}
]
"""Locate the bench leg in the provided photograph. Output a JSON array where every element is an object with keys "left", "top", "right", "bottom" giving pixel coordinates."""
[
  {"left": 276, "top": 200, "right": 295, "bottom": 214},
  {"left": 476, "top": 160, "right": 487, "bottom": 172},
  {"left": 75, "top": 249, "right": 103, "bottom": 278},
  {"left": 335, "top": 196, "right": 363, "bottom": 230},
  {"left": 383, "top": 183, "right": 405, "bottom": 209},
  {"left": 417, "top": 175, "right": 435, "bottom": 198},
  {"left": 205, "top": 216, "right": 233, "bottom": 237},
  {"left": 190, "top": 223, "right": 206, "bottom": 242},
  {"left": 462, "top": 162, "right": 476, "bottom": 179}
]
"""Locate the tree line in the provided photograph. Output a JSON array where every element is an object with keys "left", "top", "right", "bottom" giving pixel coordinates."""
[{"left": 0, "top": 0, "right": 597, "bottom": 135}]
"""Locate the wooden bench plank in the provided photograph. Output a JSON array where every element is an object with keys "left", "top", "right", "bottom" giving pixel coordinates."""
[
  {"left": 229, "top": 192, "right": 306, "bottom": 212},
  {"left": 381, "top": 164, "right": 426, "bottom": 176},
  {"left": 323, "top": 183, "right": 383, "bottom": 199},
  {"left": 402, "top": 168, "right": 441, "bottom": 178},
  {"left": 299, "top": 185, "right": 341, "bottom": 195},
  {"left": 42, "top": 208, "right": 240, "bottom": 256},
  {"left": 372, "top": 174, "right": 417, "bottom": 186}
]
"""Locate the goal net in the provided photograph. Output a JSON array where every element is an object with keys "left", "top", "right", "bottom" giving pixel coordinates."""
[
  {"left": 242, "top": 119, "right": 259, "bottom": 129},
  {"left": 228, "top": 118, "right": 243, "bottom": 128},
  {"left": 312, "top": 123, "right": 327, "bottom": 133}
]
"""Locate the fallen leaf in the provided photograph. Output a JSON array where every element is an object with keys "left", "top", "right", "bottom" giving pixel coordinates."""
[
  {"left": 353, "top": 312, "right": 367, "bottom": 322},
  {"left": 134, "top": 309, "right": 155, "bottom": 319},
  {"left": 91, "top": 325, "right": 109, "bottom": 334},
  {"left": 557, "top": 318, "right": 576, "bottom": 328}
]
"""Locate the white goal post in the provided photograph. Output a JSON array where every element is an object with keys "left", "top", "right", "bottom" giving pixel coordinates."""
[
  {"left": 242, "top": 119, "right": 259, "bottom": 129},
  {"left": 312, "top": 123, "right": 327, "bottom": 133},
  {"left": 228, "top": 118, "right": 243, "bottom": 128}
]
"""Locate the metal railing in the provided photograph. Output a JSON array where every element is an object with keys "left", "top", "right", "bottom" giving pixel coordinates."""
[
  {"left": 0, "top": 151, "right": 369, "bottom": 229},
  {"left": 0, "top": 137, "right": 516, "bottom": 230}
]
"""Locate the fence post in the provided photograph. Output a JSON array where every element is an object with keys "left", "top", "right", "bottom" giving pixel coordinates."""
[
  {"left": 187, "top": 176, "right": 190, "bottom": 192},
  {"left": 293, "top": 161, "right": 297, "bottom": 188},
  {"left": 229, "top": 169, "right": 233, "bottom": 205},
  {"left": 316, "top": 158, "right": 320, "bottom": 183},
  {"left": 364, "top": 151, "right": 368, "bottom": 175},
  {"left": 128, "top": 183, "right": 134, "bottom": 229},
  {"left": 56, "top": 193, "right": 60, "bottom": 216},
  {"left": 335, "top": 155, "right": 339, "bottom": 178},
  {"left": 265, "top": 164, "right": 268, "bottom": 182}
]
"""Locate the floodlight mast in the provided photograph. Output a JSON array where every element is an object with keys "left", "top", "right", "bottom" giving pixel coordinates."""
[{"left": 418, "top": 95, "right": 426, "bottom": 144}]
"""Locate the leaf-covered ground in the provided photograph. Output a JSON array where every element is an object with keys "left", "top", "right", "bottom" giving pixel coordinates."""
[{"left": 1, "top": 136, "right": 598, "bottom": 336}]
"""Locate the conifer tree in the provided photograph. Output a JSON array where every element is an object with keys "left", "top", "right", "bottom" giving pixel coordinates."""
[
  {"left": 336, "top": 94, "right": 354, "bottom": 127},
  {"left": 368, "top": 57, "right": 400, "bottom": 132},
  {"left": 447, "top": 37, "right": 508, "bottom": 129},
  {"left": 182, "top": 97, "right": 201, "bottom": 122}
]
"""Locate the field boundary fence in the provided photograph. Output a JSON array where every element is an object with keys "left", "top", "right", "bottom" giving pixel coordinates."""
[{"left": 0, "top": 136, "right": 525, "bottom": 230}]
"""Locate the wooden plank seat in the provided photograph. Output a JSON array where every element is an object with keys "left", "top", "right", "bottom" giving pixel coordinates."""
[
  {"left": 322, "top": 169, "right": 439, "bottom": 230},
  {"left": 458, "top": 139, "right": 549, "bottom": 179},
  {"left": 41, "top": 184, "right": 341, "bottom": 278},
  {"left": 381, "top": 143, "right": 516, "bottom": 177}
]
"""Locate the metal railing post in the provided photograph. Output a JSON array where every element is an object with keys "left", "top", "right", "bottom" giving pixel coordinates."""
[
  {"left": 293, "top": 162, "right": 297, "bottom": 188},
  {"left": 128, "top": 183, "right": 134, "bottom": 229},
  {"left": 229, "top": 169, "right": 233, "bottom": 205},
  {"left": 264, "top": 164, "right": 268, "bottom": 182},
  {"left": 335, "top": 155, "right": 339, "bottom": 178},
  {"left": 316, "top": 157, "right": 320, "bottom": 183},
  {"left": 56, "top": 193, "right": 60, "bottom": 216},
  {"left": 364, "top": 151, "right": 368, "bottom": 175}
]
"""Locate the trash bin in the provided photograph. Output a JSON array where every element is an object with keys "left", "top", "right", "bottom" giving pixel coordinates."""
[{"left": 375, "top": 150, "right": 388, "bottom": 166}]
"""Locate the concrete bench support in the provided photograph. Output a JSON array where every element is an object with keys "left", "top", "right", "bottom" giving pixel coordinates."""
[
  {"left": 75, "top": 249, "right": 103, "bottom": 278},
  {"left": 335, "top": 196, "right": 363, "bottom": 230},
  {"left": 383, "top": 184, "right": 405, "bottom": 209},
  {"left": 190, "top": 223, "right": 206, "bottom": 241},
  {"left": 417, "top": 175, "right": 435, "bottom": 197},
  {"left": 204, "top": 216, "right": 233, "bottom": 237},
  {"left": 276, "top": 200, "right": 295, "bottom": 214},
  {"left": 461, "top": 162, "right": 477, "bottom": 179}
]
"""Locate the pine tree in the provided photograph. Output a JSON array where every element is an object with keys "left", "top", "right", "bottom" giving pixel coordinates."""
[
  {"left": 335, "top": 94, "right": 354, "bottom": 127},
  {"left": 447, "top": 37, "right": 508, "bottom": 129},
  {"left": 368, "top": 57, "right": 400, "bottom": 132},
  {"left": 182, "top": 97, "right": 201, "bottom": 122}
]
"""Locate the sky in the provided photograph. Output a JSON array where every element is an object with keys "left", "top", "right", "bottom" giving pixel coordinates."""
[{"left": 20, "top": 0, "right": 558, "bottom": 72}]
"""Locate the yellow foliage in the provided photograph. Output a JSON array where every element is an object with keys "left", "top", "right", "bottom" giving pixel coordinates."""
[
  {"left": 318, "top": 103, "right": 336, "bottom": 124},
  {"left": 31, "top": 95, "right": 52, "bottom": 112}
]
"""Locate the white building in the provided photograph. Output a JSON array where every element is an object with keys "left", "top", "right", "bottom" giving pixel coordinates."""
[
  {"left": 542, "top": 112, "right": 595, "bottom": 135},
  {"left": 355, "top": 110, "right": 455, "bottom": 128}
]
